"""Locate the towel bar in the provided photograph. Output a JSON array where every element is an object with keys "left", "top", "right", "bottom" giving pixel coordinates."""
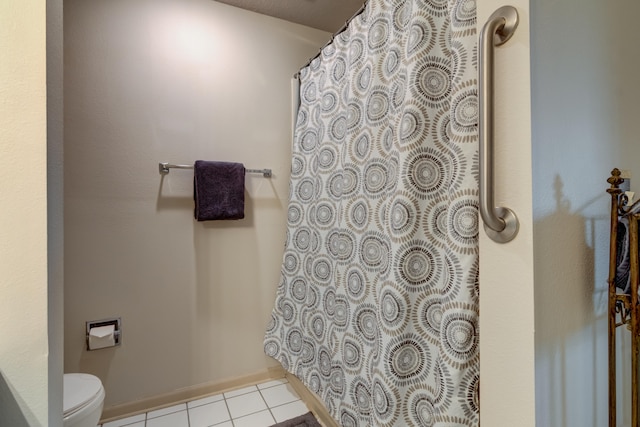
[{"left": 159, "top": 162, "right": 272, "bottom": 178}]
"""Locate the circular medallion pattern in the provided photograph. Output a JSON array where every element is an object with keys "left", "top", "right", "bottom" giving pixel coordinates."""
[
  {"left": 363, "top": 160, "right": 388, "bottom": 197},
  {"left": 368, "top": 17, "right": 390, "bottom": 51},
  {"left": 357, "top": 64, "right": 372, "bottom": 93},
  {"left": 287, "top": 202, "right": 304, "bottom": 226},
  {"left": 349, "top": 37, "right": 365, "bottom": 65},
  {"left": 366, "top": 89, "right": 390, "bottom": 123},
  {"left": 296, "top": 178, "right": 315, "bottom": 202},
  {"left": 287, "top": 328, "right": 303, "bottom": 354},
  {"left": 412, "top": 56, "right": 452, "bottom": 108},
  {"left": 453, "top": 0, "right": 477, "bottom": 27},
  {"left": 302, "top": 81, "right": 317, "bottom": 102},
  {"left": 389, "top": 193, "right": 419, "bottom": 242},
  {"left": 318, "top": 146, "right": 337, "bottom": 170},
  {"left": 330, "top": 365, "right": 346, "bottom": 396},
  {"left": 330, "top": 115, "right": 348, "bottom": 141},
  {"left": 354, "top": 304, "right": 378, "bottom": 342},
  {"left": 346, "top": 266, "right": 367, "bottom": 302},
  {"left": 379, "top": 282, "right": 409, "bottom": 333},
  {"left": 371, "top": 373, "right": 400, "bottom": 424},
  {"left": 392, "top": 1, "right": 411, "bottom": 32},
  {"left": 283, "top": 251, "right": 299, "bottom": 273},
  {"left": 405, "top": 387, "right": 436, "bottom": 427},
  {"left": 301, "top": 338, "right": 316, "bottom": 365},
  {"left": 342, "top": 334, "right": 365, "bottom": 373},
  {"left": 264, "top": 339, "right": 279, "bottom": 358},
  {"left": 360, "top": 231, "right": 391, "bottom": 274},
  {"left": 353, "top": 379, "right": 372, "bottom": 416},
  {"left": 348, "top": 102, "right": 364, "bottom": 131},
  {"left": 351, "top": 132, "right": 372, "bottom": 163},
  {"left": 291, "top": 155, "right": 305, "bottom": 178},
  {"left": 403, "top": 147, "right": 449, "bottom": 198},
  {"left": 293, "top": 228, "right": 311, "bottom": 251},
  {"left": 290, "top": 277, "right": 307, "bottom": 302},
  {"left": 321, "top": 91, "right": 338, "bottom": 113},
  {"left": 451, "top": 87, "right": 479, "bottom": 143},
  {"left": 382, "top": 48, "right": 401, "bottom": 81},
  {"left": 341, "top": 409, "right": 359, "bottom": 427},
  {"left": 312, "top": 256, "right": 333, "bottom": 285},
  {"left": 385, "top": 334, "right": 429, "bottom": 386},
  {"left": 447, "top": 192, "right": 479, "bottom": 254},
  {"left": 326, "top": 229, "right": 356, "bottom": 264},
  {"left": 264, "top": 1, "right": 480, "bottom": 424},
  {"left": 440, "top": 304, "right": 478, "bottom": 369},
  {"left": 332, "top": 57, "right": 347, "bottom": 82},
  {"left": 315, "top": 200, "right": 336, "bottom": 229}
]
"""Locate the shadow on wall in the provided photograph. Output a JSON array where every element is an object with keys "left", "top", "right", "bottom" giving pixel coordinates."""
[
  {"left": 79, "top": 342, "right": 116, "bottom": 385},
  {"left": 534, "top": 175, "right": 607, "bottom": 427},
  {"left": 0, "top": 371, "right": 33, "bottom": 427}
]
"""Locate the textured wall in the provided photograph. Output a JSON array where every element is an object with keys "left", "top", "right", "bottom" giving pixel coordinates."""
[
  {"left": 63, "top": 0, "right": 328, "bottom": 408},
  {"left": 0, "top": 1, "right": 50, "bottom": 426}
]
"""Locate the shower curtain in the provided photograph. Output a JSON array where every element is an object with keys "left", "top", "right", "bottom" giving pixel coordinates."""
[{"left": 264, "top": 0, "right": 479, "bottom": 425}]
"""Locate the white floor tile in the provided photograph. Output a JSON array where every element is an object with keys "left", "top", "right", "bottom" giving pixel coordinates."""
[
  {"left": 187, "top": 393, "right": 224, "bottom": 409},
  {"left": 260, "top": 383, "right": 300, "bottom": 408},
  {"left": 256, "top": 378, "right": 288, "bottom": 390},
  {"left": 102, "top": 413, "right": 146, "bottom": 427},
  {"left": 270, "top": 400, "right": 310, "bottom": 423},
  {"left": 147, "top": 403, "right": 187, "bottom": 419},
  {"left": 226, "top": 391, "right": 268, "bottom": 418},
  {"left": 188, "top": 400, "right": 231, "bottom": 427},
  {"left": 231, "top": 410, "right": 275, "bottom": 427},
  {"left": 146, "top": 410, "right": 189, "bottom": 427},
  {"left": 223, "top": 385, "right": 258, "bottom": 399},
  {"left": 211, "top": 422, "right": 233, "bottom": 427}
]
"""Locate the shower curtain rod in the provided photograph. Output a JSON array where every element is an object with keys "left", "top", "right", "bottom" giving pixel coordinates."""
[
  {"left": 293, "top": 0, "right": 369, "bottom": 78},
  {"left": 158, "top": 162, "right": 272, "bottom": 178}
]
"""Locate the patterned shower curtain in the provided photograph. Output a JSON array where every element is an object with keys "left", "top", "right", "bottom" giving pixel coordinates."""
[{"left": 264, "top": 0, "right": 479, "bottom": 425}]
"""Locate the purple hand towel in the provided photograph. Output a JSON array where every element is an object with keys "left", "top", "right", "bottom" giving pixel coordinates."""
[{"left": 194, "top": 160, "right": 245, "bottom": 221}]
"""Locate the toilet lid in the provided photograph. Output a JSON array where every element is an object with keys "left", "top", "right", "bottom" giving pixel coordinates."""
[{"left": 63, "top": 373, "right": 103, "bottom": 416}]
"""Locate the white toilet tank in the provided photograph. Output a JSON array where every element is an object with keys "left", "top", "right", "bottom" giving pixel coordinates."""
[{"left": 63, "top": 373, "right": 105, "bottom": 427}]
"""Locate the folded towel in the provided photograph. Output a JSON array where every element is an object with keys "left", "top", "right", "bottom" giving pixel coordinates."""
[{"left": 194, "top": 160, "right": 245, "bottom": 221}]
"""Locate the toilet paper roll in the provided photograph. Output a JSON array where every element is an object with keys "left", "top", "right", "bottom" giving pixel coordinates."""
[{"left": 88, "top": 324, "right": 115, "bottom": 350}]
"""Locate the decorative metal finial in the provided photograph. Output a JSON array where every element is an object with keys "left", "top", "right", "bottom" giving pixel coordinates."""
[{"left": 607, "top": 168, "right": 624, "bottom": 194}]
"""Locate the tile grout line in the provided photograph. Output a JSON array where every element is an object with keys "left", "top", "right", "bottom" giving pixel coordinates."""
[
  {"left": 258, "top": 386, "right": 278, "bottom": 424},
  {"left": 222, "top": 390, "right": 236, "bottom": 427},
  {"left": 105, "top": 380, "right": 292, "bottom": 427}
]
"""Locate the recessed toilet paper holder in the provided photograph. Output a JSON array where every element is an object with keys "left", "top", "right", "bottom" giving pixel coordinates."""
[{"left": 86, "top": 317, "right": 121, "bottom": 351}]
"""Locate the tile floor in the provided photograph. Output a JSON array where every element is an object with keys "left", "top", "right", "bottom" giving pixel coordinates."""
[{"left": 100, "top": 378, "right": 314, "bottom": 427}]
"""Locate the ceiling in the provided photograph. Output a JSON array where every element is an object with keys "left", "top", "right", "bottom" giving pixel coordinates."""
[{"left": 214, "top": 0, "right": 366, "bottom": 33}]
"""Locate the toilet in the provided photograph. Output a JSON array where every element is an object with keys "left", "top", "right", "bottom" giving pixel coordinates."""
[{"left": 63, "top": 373, "right": 105, "bottom": 427}]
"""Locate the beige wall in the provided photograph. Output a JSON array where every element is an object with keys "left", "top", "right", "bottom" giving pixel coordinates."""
[
  {"left": 477, "top": 1, "right": 535, "bottom": 426},
  {"left": 63, "top": 0, "right": 328, "bottom": 408},
  {"left": 0, "top": 1, "right": 50, "bottom": 426}
]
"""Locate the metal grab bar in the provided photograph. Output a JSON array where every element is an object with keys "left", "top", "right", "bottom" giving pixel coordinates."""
[
  {"left": 478, "top": 5, "right": 520, "bottom": 243},
  {"left": 159, "top": 162, "right": 272, "bottom": 178}
]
